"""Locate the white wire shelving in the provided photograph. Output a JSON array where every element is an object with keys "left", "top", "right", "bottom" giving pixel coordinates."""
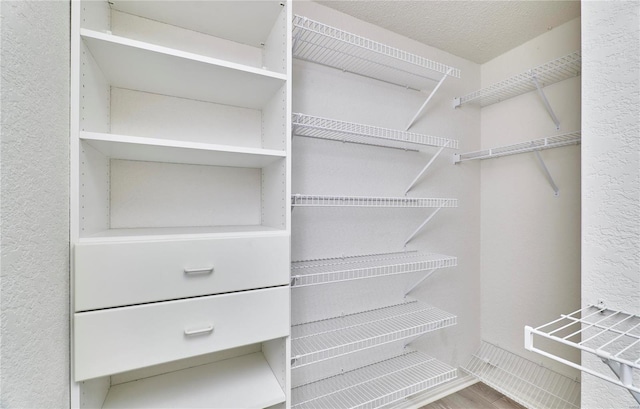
[
  {"left": 292, "top": 349, "right": 456, "bottom": 409},
  {"left": 465, "top": 341, "right": 580, "bottom": 409},
  {"left": 454, "top": 52, "right": 581, "bottom": 108},
  {"left": 526, "top": 304, "right": 640, "bottom": 403},
  {"left": 292, "top": 113, "right": 459, "bottom": 151},
  {"left": 291, "top": 195, "right": 457, "bottom": 208},
  {"left": 291, "top": 250, "right": 456, "bottom": 288},
  {"left": 291, "top": 300, "right": 456, "bottom": 369}
]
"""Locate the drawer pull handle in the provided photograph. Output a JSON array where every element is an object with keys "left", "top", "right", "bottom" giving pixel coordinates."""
[
  {"left": 184, "top": 325, "right": 214, "bottom": 336},
  {"left": 184, "top": 267, "right": 214, "bottom": 275}
]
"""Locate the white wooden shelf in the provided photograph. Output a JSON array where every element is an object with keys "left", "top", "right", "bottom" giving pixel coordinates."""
[
  {"left": 291, "top": 250, "right": 456, "bottom": 287},
  {"left": 453, "top": 132, "right": 581, "bottom": 163},
  {"left": 109, "top": 1, "right": 284, "bottom": 48},
  {"left": 465, "top": 341, "right": 580, "bottom": 409},
  {"left": 81, "top": 29, "right": 286, "bottom": 109},
  {"left": 292, "top": 15, "right": 460, "bottom": 91},
  {"left": 291, "top": 194, "right": 458, "bottom": 208},
  {"left": 81, "top": 132, "right": 286, "bottom": 168},
  {"left": 292, "top": 350, "right": 456, "bottom": 409},
  {"left": 291, "top": 300, "right": 456, "bottom": 368},
  {"left": 454, "top": 52, "right": 581, "bottom": 108},
  {"left": 79, "top": 225, "right": 285, "bottom": 243},
  {"left": 292, "top": 113, "right": 459, "bottom": 151},
  {"left": 102, "top": 352, "right": 286, "bottom": 409},
  {"left": 526, "top": 305, "right": 640, "bottom": 401}
]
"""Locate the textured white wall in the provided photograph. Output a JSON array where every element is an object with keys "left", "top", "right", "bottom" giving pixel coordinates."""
[
  {"left": 582, "top": 1, "right": 640, "bottom": 408},
  {"left": 480, "top": 18, "right": 582, "bottom": 380},
  {"left": 1, "top": 1, "right": 70, "bottom": 407}
]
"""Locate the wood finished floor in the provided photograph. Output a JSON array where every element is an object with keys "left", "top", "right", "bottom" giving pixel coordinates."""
[{"left": 421, "top": 382, "right": 528, "bottom": 409}]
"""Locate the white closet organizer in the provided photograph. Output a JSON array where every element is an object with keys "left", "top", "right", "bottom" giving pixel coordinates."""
[
  {"left": 526, "top": 305, "right": 640, "bottom": 403},
  {"left": 292, "top": 15, "right": 461, "bottom": 130},
  {"left": 71, "top": 1, "right": 291, "bottom": 408},
  {"left": 453, "top": 52, "right": 581, "bottom": 129}
]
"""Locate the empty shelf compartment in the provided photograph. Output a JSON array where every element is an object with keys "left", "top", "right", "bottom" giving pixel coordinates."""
[
  {"left": 293, "top": 113, "right": 458, "bottom": 150},
  {"left": 291, "top": 300, "right": 457, "bottom": 368},
  {"left": 292, "top": 350, "right": 456, "bottom": 409},
  {"left": 291, "top": 250, "right": 457, "bottom": 287},
  {"left": 293, "top": 15, "right": 460, "bottom": 91}
]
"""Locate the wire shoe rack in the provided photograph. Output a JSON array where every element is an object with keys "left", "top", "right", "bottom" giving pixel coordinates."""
[
  {"left": 291, "top": 300, "right": 456, "bottom": 368},
  {"left": 292, "top": 350, "right": 456, "bottom": 409},
  {"left": 292, "top": 113, "right": 459, "bottom": 151},
  {"left": 454, "top": 52, "right": 581, "bottom": 108},
  {"left": 464, "top": 341, "right": 580, "bottom": 409},
  {"left": 291, "top": 195, "right": 457, "bottom": 208},
  {"left": 291, "top": 251, "right": 457, "bottom": 287}
]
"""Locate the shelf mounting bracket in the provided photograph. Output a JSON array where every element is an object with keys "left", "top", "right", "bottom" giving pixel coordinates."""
[
  {"left": 530, "top": 73, "right": 561, "bottom": 130},
  {"left": 601, "top": 358, "right": 640, "bottom": 404},
  {"left": 406, "top": 68, "right": 453, "bottom": 131},
  {"left": 404, "top": 268, "right": 437, "bottom": 296},
  {"left": 404, "top": 207, "right": 442, "bottom": 247},
  {"left": 533, "top": 150, "right": 560, "bottom": 196},
  {"left": 404, "top": 140, "right": 451, "bottom": 195}
]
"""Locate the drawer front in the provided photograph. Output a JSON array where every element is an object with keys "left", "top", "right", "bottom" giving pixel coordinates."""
[
  {"left": 75, "top": 234, "right": 289, "bottom": 311},
  {"left": 74, "top": 286, "right": 289, "bottom": 381}
]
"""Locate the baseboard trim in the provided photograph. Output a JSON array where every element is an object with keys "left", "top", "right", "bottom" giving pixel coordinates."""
[{"left": 391, "top": 372, "right": 478, "bottom": 409}]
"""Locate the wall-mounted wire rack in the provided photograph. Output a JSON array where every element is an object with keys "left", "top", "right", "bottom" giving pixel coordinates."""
[
  {"left": 292, "top": 113, "right": 459, "bottom": 151},
  {"left": 291, "top": 250, "right": 456, "bottom": 288},
  {"left": 526, "top": 304, "right": 640, "bottom": 403},
  {"left": 465, "top": 341, "right": 580, "bottom": 409},
  {"left": 291, "top": 194, "right": 457, "bottom": 208},
  {"left": 292, "top": 349, "right": 456, "bottom": 409},
  {"left": 291, "top": 300, "right": 456, "bottom": 368}
]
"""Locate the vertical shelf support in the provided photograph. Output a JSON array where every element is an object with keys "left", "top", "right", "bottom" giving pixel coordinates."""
[
  {"left": 404, "top": 207, "right": 442, "bottom": 247},
  {"left": 533, "top": 150, "right": 560, "bottom": 196},
  {"left": 404, "top": 140, "right": 451, "bottom": 195},
  {"left": 530, "top": 74, "right": 561, "bottom": 130},
  {"left": 404, "top": 268, "right": 437, "bottom": 295},
  {"left": 406, "top": 68, "right": 453, "bottom": 131},
  {"left": 601, "top": 359, "right": 640, "bottom": 404}
]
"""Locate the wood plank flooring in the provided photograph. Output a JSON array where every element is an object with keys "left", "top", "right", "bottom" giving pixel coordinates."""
[{"left": 421, "top": 382, "right": 528, "bottom": 409}]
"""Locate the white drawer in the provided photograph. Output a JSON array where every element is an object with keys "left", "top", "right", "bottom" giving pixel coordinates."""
[
  {"left": 74, "top": 286, "right": 289, "bottom": 381},
  {"left": 74, "top": 234, "right": 289, "bottom": 311}
]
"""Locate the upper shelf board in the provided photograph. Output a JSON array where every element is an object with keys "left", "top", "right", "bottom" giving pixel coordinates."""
[
  {"left": 292, "top": 194, "right": 458, "bottom": 208},
  {"left": 292, "top": 15, "right": 460, "bottom": 91},
  {"left": 109, "top": 1, "right": 285, "bottom": 47},
  {"left": 292, "top": 113, "right": 459, "bottom": 151},
  {"left": 81, "top": 29, "right": 286, "bottom": 109},
  {"left": 453, "top": 132, "right": 581, "bottom": 163},
  {"left": 454, "top": 52, "right": 581, "bottom": 108},
  {"left": 81, "top": 132, "right": 285, "bottom": 168}
]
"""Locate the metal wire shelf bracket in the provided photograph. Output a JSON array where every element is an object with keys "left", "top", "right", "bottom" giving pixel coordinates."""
[
  {"left": 404, "top": 207, "right": 442, "bottom": 247},
  {"left": 292, "top": 15, "right": 461, "bottom": 92},
  {"left": 525, "top": 304, "right": 640, "bottom": 403},
  {"left": 291, "top": 194, "right": 457, "bottom": 208},
  {"left": 404, "top": 268, "right": 437, "bottom": 296},
  {"left": 531, "top": 74, "right": 561, "bottom": 129},
  {"left": 290, "top": 300, "right": 457, "bottom": 368},
  {"left": 291, "top": 350, "right": 457, "bottom": 409},
  {"left": 405, "top": 140, "right": 452, "bottom": 195},
  {"left": 290, "top": 250, "right": 457, "bottom": 288},
  {"left": 292, "top": 113, "right": 459, "bottom": 151},
  {"left": 453, "top": 51, "right": 581, "bottom": 110},
  {"left": 406, "top": 68, "right": 453, "bottom": 130},
  {"left": 533, "top": 150, "right": 560, "bottom": 196},
  {"left": 465, "top": 340, "right": 581, "bottom": 409}
]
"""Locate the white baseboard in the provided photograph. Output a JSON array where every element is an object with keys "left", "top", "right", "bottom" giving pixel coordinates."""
[{"left": 390, "top": 372, "right": 478, "bottom": 409}]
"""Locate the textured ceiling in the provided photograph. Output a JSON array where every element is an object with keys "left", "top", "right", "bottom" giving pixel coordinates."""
[{"left": 316, "top": 1, "right": 581, "bottom": 63}]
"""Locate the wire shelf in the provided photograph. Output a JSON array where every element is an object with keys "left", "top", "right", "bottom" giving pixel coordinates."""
[
  {"left": 455, "top": 52, "right": 581, "bottom": 107},
  {"left": 291, "top": 300, "right": 457, "bottom": 368},
  {"left": 291, "top": 250, "right": 456, "bottom": 288},
  {"left": 454, "top": 132, "right": 581, "bottom": 163},
  {"left": 465, "top": 341, "right": 580, "bottom": 409},
  {"left": 526, "top": 305, "right": 640, "bottom": 397},
  {"left": 292, "top": 350, "right": 456, "bottom": 408},
  {"left": 292, "top": 15, "right": 460, "bottom": 91},
  {"left": 292, "top": 113, "right": 459, "bottom": 151},
  {"left": 291, "top": 195, "right": 458, "bottom": 208}
]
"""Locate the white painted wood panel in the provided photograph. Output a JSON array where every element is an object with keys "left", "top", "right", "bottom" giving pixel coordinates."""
[
  {"left": 74, "top": 286, "right": 290, "bottom": 381},
  {"left": 80, "top": 225, "right": 284, "bottom": 241},
  {"left": 74, "top": 233, "right": 290, "bottom": 311}
]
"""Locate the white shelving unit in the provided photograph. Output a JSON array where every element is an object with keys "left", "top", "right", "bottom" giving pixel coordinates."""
[
  {"left": 291, "top": 251, "right": 457, "bottom": 287},
  {"left": 291, "top": 301, "right": 457, "bottom": 368},
  {"left": 525, "top": 305, "right": 640, "bottom": 403},
  {"left": 71, "top": 1, "right": 291, "bottom": 408},
  {"left": 292, "top": 350, "right": 457, "bottom": 409},
  {"left": 465, "top": 341, "right": 580, "bottom": 409}
]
